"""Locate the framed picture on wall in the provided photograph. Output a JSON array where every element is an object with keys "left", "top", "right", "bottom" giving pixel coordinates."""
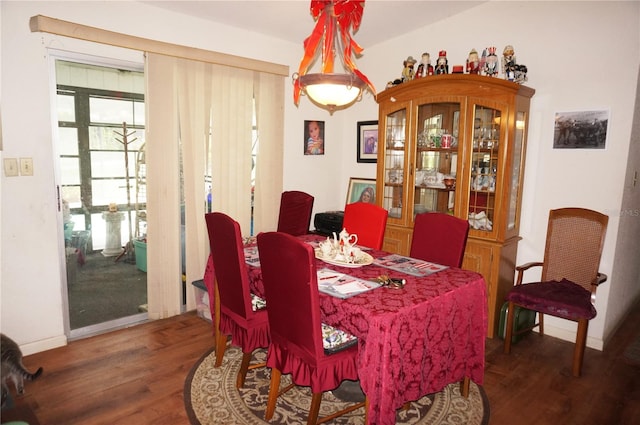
[
  {"left": 553, "top": 110, "right": 609, "bottom": 149},
  {"left": 357, "top": 120, "right": 378, "bottom": 163},
  {"left": 304, "top": 120, "right": 325, "bottom": 155},
  {"left": 346, "top": 177, "right": 376, "bottom": 204}
]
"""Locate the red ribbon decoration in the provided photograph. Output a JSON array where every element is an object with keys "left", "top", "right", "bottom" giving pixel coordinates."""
[{"left": 294, "top": 0, "right": 376, "bottom": 106}]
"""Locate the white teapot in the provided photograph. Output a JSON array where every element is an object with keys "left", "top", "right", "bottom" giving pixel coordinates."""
[{"left": 337, "top": 228, "right": 358, "bottom": 248}]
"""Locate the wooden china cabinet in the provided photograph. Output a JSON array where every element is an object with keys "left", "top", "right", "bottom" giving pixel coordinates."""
[{"left": 375, "top": 74, "right": 535, "bottom": 337}]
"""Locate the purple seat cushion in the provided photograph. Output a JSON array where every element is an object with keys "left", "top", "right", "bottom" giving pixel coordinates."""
[{"left": 506, "top": 278, "right": 597, "bottom": 320}]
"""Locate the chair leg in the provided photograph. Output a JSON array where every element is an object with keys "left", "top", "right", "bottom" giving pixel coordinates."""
[
  {"left": 265, "top": 368, "right": 281, "bottom": 421},
  {"left": 236, "top": 352, "right": 252, "bottom": 388},
  {"left": 214, "top": 327, "right": 227, "bottom": 367},
  {"left": 213, "top": 281, "right": 226, "bottom": 367},
  {"left": 307, "top": 392, "right": 323, "bottom": 425},
  {"left": 364, "top": 397, "right": 368, "bottom": 425},
  {"left": 573, "top": 319, "right": 589, "bottom": 377},
  {"left": 503, "top": 301, "right": 516, "bottom": 354},
  {"left": 539, "top": 312, "right": 545, "bottom": 336}
]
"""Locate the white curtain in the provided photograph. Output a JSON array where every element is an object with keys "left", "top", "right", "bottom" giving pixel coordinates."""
[{"left": 145, "top": 53, "right": 284, "bottom": 318}]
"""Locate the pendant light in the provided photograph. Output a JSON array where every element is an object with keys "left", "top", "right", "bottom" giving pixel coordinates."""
[{"left": 293, "top": 0, "right": 376, "bottom": 114}]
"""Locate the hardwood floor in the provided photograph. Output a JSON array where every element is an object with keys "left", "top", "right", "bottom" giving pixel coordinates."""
[{"left": 5, "top": 302, "right": 640, "bottom": 425}]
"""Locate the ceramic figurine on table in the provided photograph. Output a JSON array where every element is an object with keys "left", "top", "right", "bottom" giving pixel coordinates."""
[
  {"left": 466, "top": 49, "right": 480, "bottom": 74},
  {"left": 483, "top": 46, "right": 499, "bottom": 77},
  {"left": 415, "top": 52, "right": 433, "bottom": 79},
  {"left": 434, "top": 50, "right": 449, "bottom": 75},
  {"left": 402, "top": 56, "right": 417, "bottom": 82}
]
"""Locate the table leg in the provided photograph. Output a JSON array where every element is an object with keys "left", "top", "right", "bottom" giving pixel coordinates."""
[{"left": 460, "top": 376, "right": 470, "bottom": 397}]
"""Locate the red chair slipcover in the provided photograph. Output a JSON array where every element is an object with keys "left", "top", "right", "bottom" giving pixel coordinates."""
[
  {"left": 205, "top": 212, "right": 269, "bottom": 387},
  {"left": 342, "top": 202, "right": 388, "bottom": 250},
  {"left": 277, "top": 190, "right": 314, "bottom": 236},
  {"left": 257, "top": 231, "right": 364, "bottom": 424},
  {"left": 410, "top": 212, "right": 470, "bottom": 268}
]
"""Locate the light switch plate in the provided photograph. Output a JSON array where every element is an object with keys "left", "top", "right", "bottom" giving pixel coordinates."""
[
  {"left": 20, "top": 158, "right": 33, "bottom": 176},
  {"left": 3, "top": 158, "right": 19, "bottom": 177}
]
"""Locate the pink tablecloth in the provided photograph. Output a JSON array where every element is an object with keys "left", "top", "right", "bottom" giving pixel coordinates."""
[{"left": 204, "top": 234, "right": 487, "bottom": 425}]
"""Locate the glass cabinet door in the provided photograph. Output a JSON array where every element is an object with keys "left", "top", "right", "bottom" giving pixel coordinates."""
[
  {"left": 381, "top": 108, "right": 407, "bottom": 220},
  {"left": 507, "top": 111, "right": 527, "bottom": 231},
  {"left": 413, "top": 102, "right": 461, "bottom": 217},
  {"left": 468, "top": 104, "right": 502, "bottom": 232}
]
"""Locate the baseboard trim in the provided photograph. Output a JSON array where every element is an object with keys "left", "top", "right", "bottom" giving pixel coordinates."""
[
  {"left": 21, "top": 335, "right": 67, "bottom": 356},
  {"left": 539, "top": 324, "right": 604, "bottom": 351}
]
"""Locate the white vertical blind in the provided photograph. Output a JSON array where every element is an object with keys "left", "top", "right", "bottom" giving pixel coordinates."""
[
  {"left": 145, "top": 53, "right": 183, "bottom": 319},
  {"left": 146, "top": 53, "right": 284, "bottom": 317}
]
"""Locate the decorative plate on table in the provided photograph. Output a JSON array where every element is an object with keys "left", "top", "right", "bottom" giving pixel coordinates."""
[{"left": 314, "top": 249, "right": 374, "bottom": 268}]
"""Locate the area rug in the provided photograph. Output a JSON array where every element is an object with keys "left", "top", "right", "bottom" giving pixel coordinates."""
[{"left": 184, "top": 346, "right": 490, "bottom": 425}]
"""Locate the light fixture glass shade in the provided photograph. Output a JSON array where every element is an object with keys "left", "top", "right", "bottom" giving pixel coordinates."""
[{"left": 299, "top": 73, "right": 366, "bottom": 111}]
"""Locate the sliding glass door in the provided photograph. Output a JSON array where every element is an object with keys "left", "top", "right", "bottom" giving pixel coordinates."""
[{"left": 55, "top": 59, "right": 149, "bottom": 338}]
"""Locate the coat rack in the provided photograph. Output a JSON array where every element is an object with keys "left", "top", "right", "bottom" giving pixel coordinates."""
[{"left": 114, "top": 121, "right": 137, "bottom": 262}]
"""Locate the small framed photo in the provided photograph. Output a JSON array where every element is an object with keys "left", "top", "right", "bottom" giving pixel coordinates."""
[
  {"left": 346, "top": 177, "right": 376, "bottom": 205},
  {"left": 304, "top": 120, "right": 325, "bottom": 155},
  {"left": 553, "top": 110, "right": 609, "bottom": 149},
  {"left": 357, "top": 120, "right": 378, "bottom": 163}
]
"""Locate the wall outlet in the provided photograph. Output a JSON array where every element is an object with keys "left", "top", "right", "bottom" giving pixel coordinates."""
[{"left": 3, "top": 158, "right": 19, "bottom": 177}]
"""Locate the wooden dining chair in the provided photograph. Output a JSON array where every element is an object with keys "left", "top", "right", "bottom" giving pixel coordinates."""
[
  {"left": 409, "top": 212, "right": 470, "bottom": 267},
  {"left": 277, "top": 190, "right": 314, "bottom": 236},
  {"left": 342, "top": 202, "right": 388, "bottom": 250},
  {"left": 503, "top": 207, "right": 608, "bottom": 377},
  {"left": 256, "top": 231, "right": 366, "bottom": 425},
  {"left": 205, "top": 212, "right": 270, "bottom": 388}
]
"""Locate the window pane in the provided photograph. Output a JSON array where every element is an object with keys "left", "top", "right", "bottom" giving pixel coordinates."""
[
  {"left": 91, "top": 178, "right": 134, "bottom": 205},
  {"left": 91, "top": 151, "right": 137, "bottom": 178},
  {"left": 60, "top": 158, "right": 80, "bottom": 185},
  {"left": 58, "top": 127, "right": 79, "bottom": 155},
  {"left": 89, "top": 126, "right": 145, "bottom": 151},
  {"left": 134, "top": 101, "right": 145, "bottom": 126},
  {"left": 61, "top": 186, "right": 81, "bottom": 208},
  {"left": 90, "top": 97, "right": 135, "bottom": 125},
  {"left": 57, "top": 93, "right": 75, "bottom": 122}
]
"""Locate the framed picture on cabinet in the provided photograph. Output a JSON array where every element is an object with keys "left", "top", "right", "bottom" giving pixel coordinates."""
[
  {"left": 553, "top": 110, "right": 609, "bottom": 149},
  {"left": 346, "top": 177, "right": 376, "bottom": 204},
  {"left": 304, "top": 120, "right": 325, "bottom": 155},
  {"left": 357, "top": 120, "right": 378, "bottom": 163}
]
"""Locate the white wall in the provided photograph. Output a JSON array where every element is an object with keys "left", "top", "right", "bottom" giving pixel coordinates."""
[{"left": 1, "top": 1, "right": 639, "bottom": 354}]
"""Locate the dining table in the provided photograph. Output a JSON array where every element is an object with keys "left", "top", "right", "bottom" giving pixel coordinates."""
[{"left": 203, "top": 233, "right": 487, "bottom": 425}]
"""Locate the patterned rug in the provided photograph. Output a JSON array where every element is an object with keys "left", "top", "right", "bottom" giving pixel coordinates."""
[{"left": 184, "top": 346, "right": 490, "bottom": 425}]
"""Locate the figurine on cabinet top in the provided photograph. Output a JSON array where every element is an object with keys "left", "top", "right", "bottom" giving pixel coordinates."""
[
  {"left": 479, "top": 49, "right": 487, "bottom": 75},
  {"left": 483, "top": 46, "right": 499, "bottom": 77},
  {"left": 466, "top": 49, "right": 480, "bottom": 74},
  {"left": 513, "top": 64, "right": 528, "bottom": 84},
  {"left": 415, "top": 52, "right": 433, "bottom": 79},
  {"left": 502, "top": 45, "right": 517, "bottom": 81},
  {"left": 434, "top": 50, "right": 449, "bottom": 75},
  {"left": 402, "top": 56, "right": 417, "bottom": 82}
]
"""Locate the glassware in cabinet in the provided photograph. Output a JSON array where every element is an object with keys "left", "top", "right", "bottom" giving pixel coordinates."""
[
  {"left": 468, "top": 105, "right": 501, "bottom": 232},
  {"left": 413, "top": 102, "right": 461, "bottom": 217},
  {"left": 382, "top": 108, "right": 407, "bottom": 219}
]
